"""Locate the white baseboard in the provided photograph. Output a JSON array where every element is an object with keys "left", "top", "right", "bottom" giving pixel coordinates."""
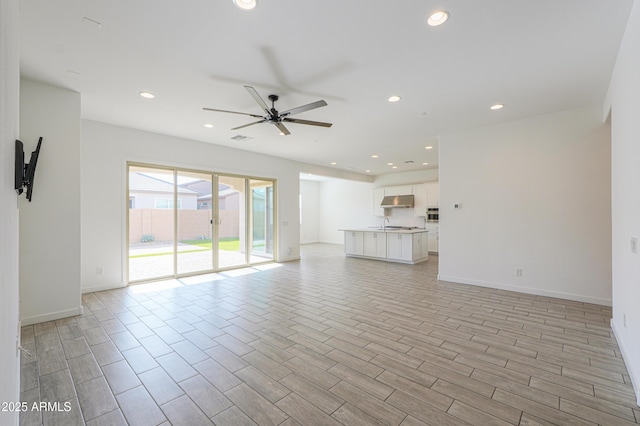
[
  {"left": 20, "top": 306, "right": 84, "bottom": 326},
  {"left": 82, "top": 282, "right": 126, "bottom": 294},
  {"left": 437, "top": 274, "right": 612, "bottom": 307},
  {"left": 277, "top": 256, "right": 301, "bottom": 262},
  {"left": 611, "top": 320, "right": 640, "bottom": 407}
]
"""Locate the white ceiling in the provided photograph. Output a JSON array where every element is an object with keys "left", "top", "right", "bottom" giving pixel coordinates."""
[{"left": 20, "top": 0, "right": 633, "bottom": 177}]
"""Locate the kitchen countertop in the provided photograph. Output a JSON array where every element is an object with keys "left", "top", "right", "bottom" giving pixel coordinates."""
[{"left": 339, "top": 228, "right": 429, "bottom": 234}]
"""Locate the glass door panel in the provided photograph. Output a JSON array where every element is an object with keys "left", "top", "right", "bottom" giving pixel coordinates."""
[
  {"left": 250, "top": 179, "right": 274, "bottom": 262},
  {"left": 177, "top": 171, "right": 213, "bottom": 275},
  {"left": 217, "top": 176, "right": 247, "bottom": 269},
  {"left": 128, "top": 165, "right": 175, "bottom": 282}
]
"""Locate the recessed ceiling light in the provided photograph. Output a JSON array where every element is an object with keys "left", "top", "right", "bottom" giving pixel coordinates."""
[
  {"left": 204, "top": 123, "right": 213, "bottom": 128},
  {"left": 422, "top": 162, "right": 429, "bottom": 165},
  {"left": 366, "top": 170, "right": 371, "bottom": 173},
  {"left": 388, "top": 95, "right": 401, "bottom": 103},
  {"left": 371, "top": 154, "right": 379, "bottom": 158},
  {"left": 425, "top": 146, "right": 433, "bottom": 150},
  {"left": 233, "top": 0, "right": 257, "bottom": 10},
  {"left": 139, "top": 92, "right": 155, "bottom": 99},
  {"left": 331, "top": 162, "right": 337, "bottom": 165},
  {"left": 279, "top": 132, "right": 285, "bottom": 136},
  {"left": 490, "top": 104, "right": 504, "bottom": 110},
  {"left": 387, "top": 162, "right": 394, "bottom": 166},
  {"left": 427, "top": 10, "right": 449, "bottom": 26},
  {"left": 392, "top": 166, "right": 398, "bottom": 169}
]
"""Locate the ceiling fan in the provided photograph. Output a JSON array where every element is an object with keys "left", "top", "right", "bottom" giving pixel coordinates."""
[{"left": 203, "top": 85, "right": 332, "bottom": 136}]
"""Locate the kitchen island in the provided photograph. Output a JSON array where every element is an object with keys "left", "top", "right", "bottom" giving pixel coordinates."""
[{"left": 340, "top": 228, "right": 429, "bottom": 264}]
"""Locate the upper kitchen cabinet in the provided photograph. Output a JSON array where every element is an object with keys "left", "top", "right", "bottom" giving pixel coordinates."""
[
  {"left": 372, "top": 183, "right": 438, "bottom": 217},
  {"left": 372, "top": 185, "right": 413, "bottom": 217},
  {"left": 385, "top": 185, "right": 413, "bottom": 196},
  {"left": 426, "top": 183, "right": 439, "bottom": 207},
  {"left": 412, "top": 183, "right": 427, "bottom": 216}
]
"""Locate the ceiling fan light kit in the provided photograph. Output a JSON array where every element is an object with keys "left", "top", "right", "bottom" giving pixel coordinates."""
[{"left": 203, "top": 85, "right": 332, "bottom": 136}]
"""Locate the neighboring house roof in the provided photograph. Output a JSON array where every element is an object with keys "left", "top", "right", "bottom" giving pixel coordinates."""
[
  {"left": 129, "top": 173, "right": 197, "bottom": 194},
  {"left": 181, "top": 180, "right": 240, "bottom": 199},
  {"left": 181, "top": 179, "right": 212, "bottom": 195}
]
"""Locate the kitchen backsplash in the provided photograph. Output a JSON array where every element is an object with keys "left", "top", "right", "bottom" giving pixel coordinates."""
[{"left": 381, "top": 208, "right": 428, "bottom": 228}]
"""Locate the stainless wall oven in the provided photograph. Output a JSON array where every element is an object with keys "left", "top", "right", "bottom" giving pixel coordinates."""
[{"left": 427, "top": 207, "right": 439, "bottom": 222}]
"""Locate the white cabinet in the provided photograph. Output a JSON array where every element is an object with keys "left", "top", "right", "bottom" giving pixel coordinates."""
[
  {"left": 386, "top": 233, "right": 413, "bottom": 261},
  {"left": 412, "top": 232, "right": 429, "bottom": 261},
  {"left": 412, "top": 183, "right": 427, "bottom": 216},
  {"left": 426, "top": 183, "right": 439, "bottom": 207},
  {"left": 385, "top": 185, "right": 413, "bottom": 196},
  {"left": 372, "top": 187, "right": 386, "bottom": 217},
  {"left": 344, "top": 231, "right": 364, "bottom": 256},
  {"left": 343, "top": 230, "right": 429, "bottom": 263},
  {"left": 363, "top": 232, "right": 386, "bottom": 258},
  {"left": 373, "top": 183, "right": 436, "bottom": 216},
  {"left": 428, "top": 233, "right": 438, "bottom": 253}
]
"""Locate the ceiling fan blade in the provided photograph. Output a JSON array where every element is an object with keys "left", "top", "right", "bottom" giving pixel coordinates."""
[
  {"left": 244, "top": 86, "right": 272, "bottom": 116},
  {"left": 274, "top": 122, "right": 291, "bottom": 135},
  {"left": 280, "top": 100, "right": 328, "bottom": 117},
  {"left": 230, "top": 119, "right": 267, "bottom": 130},
  {"left": 283, "top": 117, "right": 333, "bottom": 128},
  {"left": 203, "top": 107, "right": 263, "bottom": 118}
]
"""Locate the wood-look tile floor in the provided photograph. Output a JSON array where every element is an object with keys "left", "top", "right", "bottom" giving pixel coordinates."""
[{"left": 20, "top": 244, "right": 639, "bottom": 425}]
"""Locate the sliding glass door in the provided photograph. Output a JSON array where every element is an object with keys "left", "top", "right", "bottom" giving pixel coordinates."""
[
  {"left": 217, "top": 175, "right": 247, "bottom": 270},
  {"left": 127, "top": 164, "right": 276, "bottom": 283},
  {"left": 128, "top": 166, "right": 176, "bottom": 282},
  {"left": 177, "top": 171, "right": 213, "bottom": 275},
  {"left": 250, "top": 179, "right": 274, "bottom": 262}
]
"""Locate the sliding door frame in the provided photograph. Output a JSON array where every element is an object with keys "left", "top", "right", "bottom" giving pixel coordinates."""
[{"left": 126, "top": 162, "right": 277, "bottom": 284}]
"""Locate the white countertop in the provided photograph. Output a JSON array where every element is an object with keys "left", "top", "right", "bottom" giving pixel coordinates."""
[{"left": 339, "top": 228, "right": 428, "bottom": 234}]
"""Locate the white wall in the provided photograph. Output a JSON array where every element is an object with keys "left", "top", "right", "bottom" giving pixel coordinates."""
[
  {"left": 19, "top": 79, "right": 82, "bottom": 325},
  {"left": 81, "top": 120, "right": 306, "bottom": 292},
  {"left": 317, "top": 179, "right": 376, "bottom": 244},
  {"left": 606, "top": 0, "right": 640, "bottom": 405},
  {"left": 300, "top": 180, "right": 320, "bottom": 244},
  {"left": 374, "top": 169, "right": 439, "bottom": 187},
  {"left": 439, "top": 106, "right": 612, "bottom": 306},
  {"left": 0, "top": 0, "right": 21, "bottom": 423}
]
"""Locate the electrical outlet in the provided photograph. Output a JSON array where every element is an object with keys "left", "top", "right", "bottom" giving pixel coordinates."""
[{"left": 515, "top": 268, "right": 523, "bottom": 277}]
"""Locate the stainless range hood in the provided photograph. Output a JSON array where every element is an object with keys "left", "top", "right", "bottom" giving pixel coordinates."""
[{"left": 380, "top": 194, "right": 414, "bottom": 208}]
